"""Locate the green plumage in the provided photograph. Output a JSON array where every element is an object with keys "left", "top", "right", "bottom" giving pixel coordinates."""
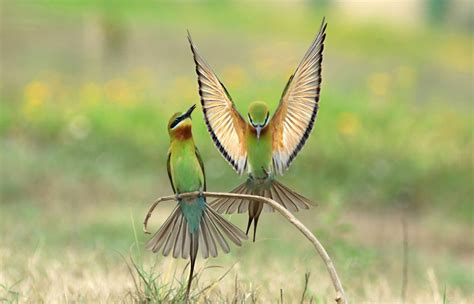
[
  {"left": 210, "top": 101, "right": 313, "bottom": 241},
  {"left": 169, "top": 138, "right": 206, "bottom": 233},
  {"left": 246, "top": 125, "right": 272, "bottom": 180},
  {"left": 146, "top": 105, "right": 247, "bottom": 302},
  {"left": 188, "top": 21, "right": 328, "bottom": 242}
]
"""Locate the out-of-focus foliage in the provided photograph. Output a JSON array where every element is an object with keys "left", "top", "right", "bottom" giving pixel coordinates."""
[{"left": 0, "top": 1, "right": 472, "bottom": 302}]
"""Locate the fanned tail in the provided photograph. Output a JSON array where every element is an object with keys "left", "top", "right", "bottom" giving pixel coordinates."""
[
  {"left": 210, "top": 179, "right": 313, "bottom": 242},
  {"left": 146, "top": 203, "right": 247, "bottom": 302},
  {"left": 210, "top": 179, "right": 313, "bottom": 214},
  {"left": 146, "top": 204, "right": 247, "bottom": 259},
  {"left": 267, "top": 179, "right": 313, "bottom": 212},
  {"left": 210, "top": 182, "right": 252, "bottom": 214}
]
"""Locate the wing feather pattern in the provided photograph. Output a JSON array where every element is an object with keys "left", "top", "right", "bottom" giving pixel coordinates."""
[
  {"left": 271, "top": 19, "right": 327, "bottom": 175},
  {"left": 188, "top": 33, "right": 247, "bottom": 174}
]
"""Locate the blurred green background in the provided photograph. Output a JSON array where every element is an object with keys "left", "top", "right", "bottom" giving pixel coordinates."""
[{"left": 1, "top": 0, "right": 472, "bottom": 302}]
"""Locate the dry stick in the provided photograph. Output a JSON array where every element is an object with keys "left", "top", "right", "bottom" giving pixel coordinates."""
[{"left": 143, "top": 191, "right": 348, "bottom": 304}]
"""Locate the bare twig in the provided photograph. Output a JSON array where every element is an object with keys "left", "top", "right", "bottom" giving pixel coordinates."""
[
  {"left": 143, "top": 196, "right": 172, "bottom": 234},
  {"left": 143, "top": 191, "right": 348, "bottom": 304}
]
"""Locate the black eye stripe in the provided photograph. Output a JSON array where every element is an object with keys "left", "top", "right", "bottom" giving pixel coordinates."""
[
  {"left": 170, "top": 115, "right": 184, "bottom": 129},
  {"left": 248, "top": 113, "right": 255, "bottom": 126},
  {"left": 248, "top": 112, "right": 269, "bottom": 127},
  {"left": 170, "top": 119, "right": 179, "bottom": 129}
]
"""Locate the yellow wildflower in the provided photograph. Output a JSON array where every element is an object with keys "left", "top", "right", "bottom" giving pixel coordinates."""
[
  {"left": 337, "top": 112, "right": 360, "bottom": 136},
  {"left": 367, "top": 72, "right": 390, "bottom": 97},
  {"left": 24, "top": 81, "right": 50, "bottom": 107},
  {"left": 104, "top": 79, "right": 136, "bottom": 106},
  {"left": 22, "top": 80, "right": 50, "bottom": 118}
]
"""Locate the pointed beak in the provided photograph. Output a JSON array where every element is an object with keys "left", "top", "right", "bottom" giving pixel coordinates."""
[
  {"left": 183, "top": 104, "right": 196, "bottom": 119},
  {"left": 255, "top": 125, "right": 262, "bottom": 139}
]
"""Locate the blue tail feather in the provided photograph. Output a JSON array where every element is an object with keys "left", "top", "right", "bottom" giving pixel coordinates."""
[{"left": 179, "top": 196, "right": 206, "bottom": 233}]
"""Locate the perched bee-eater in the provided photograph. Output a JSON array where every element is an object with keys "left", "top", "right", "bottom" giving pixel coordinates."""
[
  {"left": 146, "top": 104, "right": 247, "bottom": 301},
  {"left": 188, "top": 19, "right": 327, "bottom": 241}
]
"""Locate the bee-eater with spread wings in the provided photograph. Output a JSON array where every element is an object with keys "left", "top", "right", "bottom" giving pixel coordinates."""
[
  {"left": 146, "top": 104, "right": 247, "bottom": 301},
  {"left": 188, "top": 19, "right": 327, "bottom": 242}
]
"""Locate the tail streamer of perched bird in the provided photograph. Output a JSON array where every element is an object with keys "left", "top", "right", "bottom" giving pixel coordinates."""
[
  {"left": 146, "top": 104, "right": 247, "bottom": 301},
  {"left": 188, "top": 18, "right": 327, "bottom": 241}
]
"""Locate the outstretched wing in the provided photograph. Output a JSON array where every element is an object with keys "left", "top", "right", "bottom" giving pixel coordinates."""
[
  {"left": 188, "top": 32, "right": 247, "bottom": 175},
  {"left": 271, "top": 19, "right": 327, "bottom": 175}
]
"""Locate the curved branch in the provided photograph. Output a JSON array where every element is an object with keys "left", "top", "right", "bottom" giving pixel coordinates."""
[
  {"left": 143, "top": 191, "right": 348, "bottom": 304},
  {"left": 143, "top": 196, "right": 174, "bottom": 234}
]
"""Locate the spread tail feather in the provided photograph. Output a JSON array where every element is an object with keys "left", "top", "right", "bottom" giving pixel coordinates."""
[
  {"left": 210, "top": 179, "right": 313, "bottom": 214},
  {"left": 210, "top": 179, "right": 312, "bottom": 242},
  {"left": 210, "top": 182, "right": 252, "bottom": 214},
  {"left": 268, "top": 179, "right": 313, "bottom": 212},
  {"left": 146, "top": 203, "right": 247, "bottom": 302},
  {"left": 146, "top": 205, "right": 247, "bottom": 259}
]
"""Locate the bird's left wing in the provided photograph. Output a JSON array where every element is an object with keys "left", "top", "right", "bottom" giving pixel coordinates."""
[
  {"left": 167, "top": 150, "right": 176, "bottom": 194},
  {"left": 188, "top": 33, "right": 247, "bottom": 175},
  {"left": 195, "top": 147, "right": 206, "bottom": 191},
  {"left": 271, "top": 19, "right": 327, "bottom": 175}
]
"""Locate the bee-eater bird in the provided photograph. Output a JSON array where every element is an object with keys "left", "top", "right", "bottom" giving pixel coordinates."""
[
  {"left": 187, "top": 19, "right": 327, "bottom": 241},
  {"left": 146, "top": 104, "right": 247, "bottom": 301}
]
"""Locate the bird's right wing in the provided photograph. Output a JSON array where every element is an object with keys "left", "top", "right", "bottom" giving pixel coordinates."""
[{"left": 188, "top": 33, "right": 247, "bottom": 175}]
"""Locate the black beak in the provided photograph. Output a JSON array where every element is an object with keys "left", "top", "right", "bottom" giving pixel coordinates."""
[{"left": 183, "top": 104, "right": 196, "bottom": 119}]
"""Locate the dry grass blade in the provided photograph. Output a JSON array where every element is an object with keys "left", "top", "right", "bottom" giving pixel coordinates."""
[
  {"left": 143, "top": 191, "right": 348, "bottom": 303},
  {"left": 196, "top": 263, "right": 236, "bottom": 298},
  {"left": 300, "top": 272, "right": 311, "bottom": 304}
]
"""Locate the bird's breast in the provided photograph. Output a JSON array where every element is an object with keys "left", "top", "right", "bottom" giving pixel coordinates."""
[
  {"left": 246, "top": 127, "right": 273, "bottom": 179},
  {"left": 171, "top": 147, "right": 204, "bottom": 194}
]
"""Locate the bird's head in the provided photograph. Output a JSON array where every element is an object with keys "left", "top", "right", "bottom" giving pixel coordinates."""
[
  {"left": 248, "top": 101, "right": 270, "bottom": 139},
  {"left": 168, "top": 104, "right": 196, "bottom": 138}
]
